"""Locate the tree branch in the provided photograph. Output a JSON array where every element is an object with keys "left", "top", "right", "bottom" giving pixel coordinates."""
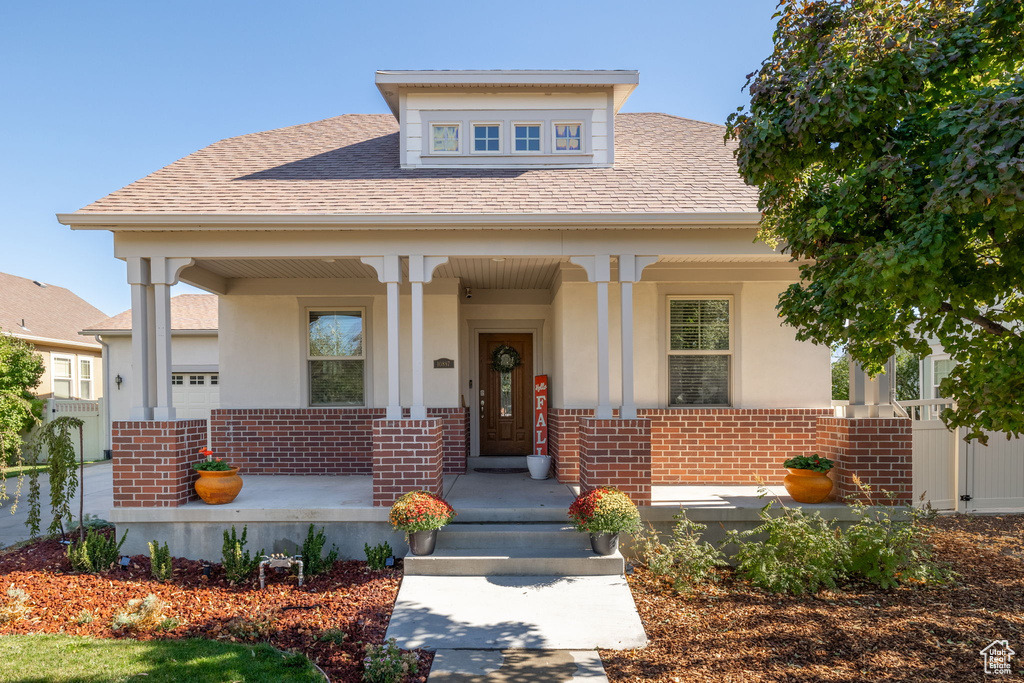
[{"left": 939, "top": 302, "right": 1012, "bottom": 335}]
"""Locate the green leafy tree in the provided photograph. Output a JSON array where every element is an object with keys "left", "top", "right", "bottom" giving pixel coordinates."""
[
  {"left": 0, "top": 331, "right": 45, "bottom": 492},
  {"left": 727, "top": 0, "right": 1024, "bottom": 440},
  {"left": 831, "top": 351, "right": 850, "bottom": 401}
]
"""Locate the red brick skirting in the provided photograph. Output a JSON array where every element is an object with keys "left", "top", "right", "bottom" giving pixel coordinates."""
[
  {"left": 579, "top": 418, "right": 652, "bottom": 505},
  {"left": 210, "top": 408, "right": 468, "bottom": 476},
  {"left": 372, "top": 419, "right": 444, "bottom": 507},
  {"left": 112, "top": 420, "right": 208, "bottom": 508},
  {"left": 816, "top": 417, "right": 912, "bottom": 503}
]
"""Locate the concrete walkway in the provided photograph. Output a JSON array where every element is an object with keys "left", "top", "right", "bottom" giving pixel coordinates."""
[
  {"left": 429, "top": 649, "right": 608, "bottom": 682},
  {"left": 0, "top": 461, "right": 112, "bottom": 548}
]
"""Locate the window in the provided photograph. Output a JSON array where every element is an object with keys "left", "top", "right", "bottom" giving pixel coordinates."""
[
  {"left": 514, "top": 124, "right": 541, "bottom": 152},
  {"left": 553, "top": 122, "right": 582, "bottom": 152},
  {"left": 210, "top": 374, "right": 219, "bottom": 386},
  {"left": 431, "top": 123, "right": 460, "bottom": 153},
  {"left": 189, "top": 375, "right": 205, "bottom": 385},
  {"left": 933, "top": 357, "right": 955, "bottom": 399},
  {"left": 308, "top": 310, "right": 365, "bottom": 406},
  {"left": 668, "top": 298, "right": 732, "bottom": 406},
  {"left": 472, "top": 124, "right": 500, "bottom": 152},
  {"left": 171, "top": 375, "right": 184, "bottom": 385},
  {"left": 52, "top": 355, "right": 73, "bottom": 399},
  {"left": 79, "top": 358, "right": 93, "bottom": 400}
]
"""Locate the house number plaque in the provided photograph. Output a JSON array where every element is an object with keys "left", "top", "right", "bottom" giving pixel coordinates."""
[{"left": 433, "top": 358, "right": 455, "bottom": 369}]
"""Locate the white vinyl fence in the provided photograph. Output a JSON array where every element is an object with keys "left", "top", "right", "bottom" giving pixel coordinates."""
[{"left": 34, "top": 399, "right": 105, "bottom": 462}]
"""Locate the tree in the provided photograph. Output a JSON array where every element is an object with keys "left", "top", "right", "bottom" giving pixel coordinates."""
[
  {"left": 830, "top": 349, "right": 919, "bottom": 402},
  {"left": 0, "top": 330, "right": 45, "bottom": 470},
  {"left": 727, "top": 0, "right": 1024, "bottom": 440}
]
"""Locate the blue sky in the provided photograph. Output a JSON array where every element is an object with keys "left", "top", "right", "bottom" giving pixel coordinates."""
[{"left": 0, "top": 1, "right": 776, "bottom": 318}]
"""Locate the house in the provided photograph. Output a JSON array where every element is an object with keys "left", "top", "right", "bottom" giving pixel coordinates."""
[
  {"left": 57, "top": 70, "right": 913, "bottom": 559},
  {"left": 81, "top": 294, "right": 220, "bottom": 451}
]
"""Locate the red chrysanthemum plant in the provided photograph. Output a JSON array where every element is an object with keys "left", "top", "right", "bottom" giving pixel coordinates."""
[
  {"left": 193, "top": 446, "right": 234, "bottom": 472},
  {"left": 568, "top": 487, "right": 642, "bottom": 535},
  {"left": 388, "top": 490, "right": 456, "bottom": 536}
]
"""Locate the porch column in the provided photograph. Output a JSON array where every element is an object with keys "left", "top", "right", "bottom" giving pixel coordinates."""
[
  {"left": 408, "top": 255, "right": 449, "bottom": 420},
  {"left": 570, "top": 255, "right": 613, "bottom": 418},
  {"left": 617, "top": 256, "right": 658, "bottom": 419},
  {"left": 362, "top": 256, "right": 403, "bottom": 419},
  {"left": 151, "top": 257, "right": 195, "bottom": 421},
  {"left": 848, "top": 358, "right": 894, "bottom": 418},
  {"left": 126, "top": 257, "right": 152, "bottom": 421}
]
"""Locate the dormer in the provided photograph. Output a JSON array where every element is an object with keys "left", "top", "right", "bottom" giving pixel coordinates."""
[{"left": 375, "top": 70, "right": 639, "bottom": 170}]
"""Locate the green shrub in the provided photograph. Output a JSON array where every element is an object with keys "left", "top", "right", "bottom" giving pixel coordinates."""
[
  {"left": 67, "top": 528, "right": 127, "bottom": 573},
  {"left": 225, "top": 607, "right": 280, "bottom": 641},
  {"left": 299, "top": 524, "right": 338, "bottom": 576},
  {"left": 726, "top": 502, "right": 848, "bottom": 595},
  {"left": 316, "top": 628, "right": 348, "bottom": 646},
  {"left": 364, "top": 542, "right": 393, "bottom": 570},
  {"left": 363, "top": 638, "right": 419, "bottom": 683},
  {"left": 75, "top": 609, "right": 94, "bottom": 625},
  {"left": 221, "top": 526, "right": 263, "bottom": 585},
  {"left": 0, "top": 585, "right": 31, "bottom": 624},
  {"left": 633, "top": 510, "right": 726, "bottom": 592},
  {"left": 111, "top": 594, "right": 171, "bottom": 633},
  {"left": 148, "top": 539, "right": 172, "bottom": 581}
]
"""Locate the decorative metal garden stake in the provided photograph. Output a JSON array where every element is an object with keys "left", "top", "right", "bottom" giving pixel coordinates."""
[{"left": 259, "top": 553, "right": 303, "bottom": 589}]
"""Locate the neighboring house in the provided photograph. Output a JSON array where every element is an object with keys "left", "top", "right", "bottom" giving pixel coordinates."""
[
  {"left": 0, "top": 271, "right": 106, "bottom": 402},
  {"left": 919, "top": 340, "right": 954, "bottom": 400},
  {"left": 81, "top": 294, "right": 219, "bottom": 449}
]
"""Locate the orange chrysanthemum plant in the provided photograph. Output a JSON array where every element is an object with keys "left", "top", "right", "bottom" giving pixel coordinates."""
[
  {"left": 568, "top": 487, "right": 641, "bottom": 535},
  {"left": 388, "top": 490, "right": 456, "bottom": 534}
]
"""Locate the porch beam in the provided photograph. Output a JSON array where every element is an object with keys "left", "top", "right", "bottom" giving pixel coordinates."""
[
  {"left": 126, "top": 257, "right": 152, "bottom": 420},
  {"left": 408, "top": 256, "right": 449, "bottom": 420},
  {"left": 361, "top": 256, "right": 403, "bottom": 419},
  {"left": 570, "top": 255, "right": 613, "bottom": 419},
  {"left": 618, "top": 255, "right": 658, "bottom": 418}
]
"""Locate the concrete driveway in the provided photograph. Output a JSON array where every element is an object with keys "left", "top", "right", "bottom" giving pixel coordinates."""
[{"left": 0, "top": 461, "right": 113, "bottom": 548}]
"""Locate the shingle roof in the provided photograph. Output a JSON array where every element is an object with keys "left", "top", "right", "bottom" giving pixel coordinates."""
[
  {"left": 83, "top": 294, "right": 218, "bottom": 332},
  {"left": 72, "top": 113, "right": 758, "bottom": 216},
  {"left": 0, "top": 272, "right": 105, "bottom": 347}
]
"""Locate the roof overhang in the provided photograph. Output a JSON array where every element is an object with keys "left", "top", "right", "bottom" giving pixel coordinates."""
[
  {"left": 11, "top": 331, "right": 101, "bottom": 350},
  {"left": 375, "top": 69, "right": 640, "bottom": 120},
  {"left": 81, "top": 329, "right": 218, "bottom": 337}
]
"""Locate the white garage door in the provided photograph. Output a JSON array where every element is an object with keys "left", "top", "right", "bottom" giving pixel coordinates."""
[{"left": 171, "top": 373, "right": 220, "bottom": 420}]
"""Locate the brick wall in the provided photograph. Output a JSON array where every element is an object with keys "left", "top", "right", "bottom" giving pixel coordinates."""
[
  {"left": 112, "top": 420, "right": 208, "bottom": 508},
  {"left": 549, "top": 409, "right": 594, "bottom": 483},
  {"left": 579, "top": 418, "right": 652, "bottom": 505},
  {"left": 817, "top": 417, "right": 912, "bottom": 503},
  {"left": 372, "top": 419, "right": 444, "bottom": 507},
  {"left": 210, "top": 408, "right": 468, "bottom": 476}
]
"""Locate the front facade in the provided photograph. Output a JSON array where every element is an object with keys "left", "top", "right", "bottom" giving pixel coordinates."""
[{"left": 59, "top": 71, "right": 911, "bottom": 541}]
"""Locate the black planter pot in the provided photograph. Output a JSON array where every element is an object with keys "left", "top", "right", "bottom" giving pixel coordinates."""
[
  {"left": 408, "top": 529, "right": 438, "bottom": 556},
  {"left": 590, "top": 532, "right": 619, "bottom": 556}
]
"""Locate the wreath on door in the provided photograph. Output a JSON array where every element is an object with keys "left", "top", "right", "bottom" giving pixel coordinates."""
[{"left": 491, "top": 344, "right": 522, "bottom": 372}]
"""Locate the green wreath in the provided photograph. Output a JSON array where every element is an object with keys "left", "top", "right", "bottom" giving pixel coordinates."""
[{"left": 491, "top": 345, "right": 522, "bottom": 372}]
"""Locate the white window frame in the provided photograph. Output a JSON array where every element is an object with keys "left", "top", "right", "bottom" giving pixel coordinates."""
[
  {"left": 470, "top": 122, "right": 502, "bottom": 154},
  {"left": 78, "top": 358, "right": 93, "bottom": 400},
  {"left": 931, "top": 354, "right": 954, "bottom": 399},
  {"left": 666, "top": 296, "right": 734, "bottom": 407},
  {"left": 171, "top": 374, "right": 184, "bottom": 386},
  {"left": 189, "top": 375, "right": 205, "bottom": 386},
  {"left": 210, "top": 374, "right": 219, "bottom": 386},
  {"left": 52, "top": 353, "right": 75, "bottom": 399},
  {"left": 306, "top": 306, "right": 368, "bottom": 407},
  {"left": 512, "top": 121, "right": 544, "bottom": 154},
  {"left": 551, "top": 120, "right": 585, "bottom": 153},
  {"left": 429, "top": 122, "right": 462, "bottom": 154}
]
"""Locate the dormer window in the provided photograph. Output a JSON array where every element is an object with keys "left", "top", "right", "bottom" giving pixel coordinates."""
[
  {"left": 514, "top": 124, "right": 542, "bottom": 152},
  {"left": 472, "top": 124, "right": 501, "bottom": 153},
  {"left": 554, "top": 122, "right": 583, "bottom": 152},
  {"left": 431, "top": 123, "right": 461, "bottom": 153}
]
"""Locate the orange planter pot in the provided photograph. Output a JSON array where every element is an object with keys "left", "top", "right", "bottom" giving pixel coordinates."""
[
  {"left": 195, "top": 468, "right": 243, "bottom": 505},
  {"left": 782, "top": 467, "right": 833, "bottom": 504}
]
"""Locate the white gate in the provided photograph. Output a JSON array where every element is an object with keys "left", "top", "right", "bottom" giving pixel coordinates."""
[{"left": 39, "top": 399, "right": 105, "bottom": 462}]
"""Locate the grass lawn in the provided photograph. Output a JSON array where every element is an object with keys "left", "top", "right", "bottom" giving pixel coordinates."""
[
  {"left": 0, "top": 634, "right": 325, "bottom": 682},
  {"left": 1, "top": 465, "right": 47, "bottom": 479}
]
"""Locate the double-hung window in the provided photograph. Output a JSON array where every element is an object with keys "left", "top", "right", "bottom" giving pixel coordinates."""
[
  {"left": 932, "top": 356, "right": 955, "bottom": 399},
  {"left": 308, "top": 310, "right": 365, "bottom": 406},
  {"left": 668, "top": 298, "right": 732, "bottom": 406},
  {"left": 514, "top": 124, "right": 541, "bottom": 152},
  {"left": 79, "top": 358, "right": 93, "bottom": 399},
  {"left": 52, "top": 355, "right": 73, "bottom": 399}
]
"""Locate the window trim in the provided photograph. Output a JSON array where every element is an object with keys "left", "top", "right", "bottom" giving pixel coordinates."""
[
  {"left": 931, "top": 354, "right": 954, "bottom": 399},
  {"left": 78, "top": 357, "right": 93, "bottom": 400},
  {"left": 429, "top": 122, "right": 462, "bottom": 154},
  {"left": 551, "top": 120, "right": 585, "bottom": 153},
  {"left": 511, "top": 121, "right": 544, "bottom": 154},
  {"left": 470, "top": 122, "right": 503, "bottom": 154},
  {"left": 666, "top": 296, "right": 734, "bottom": 407},
  {"left": 51, "top": 353, "right": 75, "bottom": 399},
  {"left": 306, "top": 306, "right": 368, "bottom": 407}
]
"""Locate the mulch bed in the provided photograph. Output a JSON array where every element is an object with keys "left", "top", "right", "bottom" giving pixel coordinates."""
[
  {"left": 0, "top": 534, "right": 431, "bottom": 683},
  {"left": 602, "top": 514, "right": 1024, "bottom": 682}
]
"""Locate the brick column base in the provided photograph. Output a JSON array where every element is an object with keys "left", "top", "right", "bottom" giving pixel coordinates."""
[
  {"left": 372, "top": 419, "right": 444, "bottom": 507},
  {"left": 112, "top": 420, "right": 208, "bottom": 508},
  {"left": 579, "top": 418, "right": 651, "bottom": 505},
  {"left": 816, "top": 417, "right": 912, "bottom": 503}
]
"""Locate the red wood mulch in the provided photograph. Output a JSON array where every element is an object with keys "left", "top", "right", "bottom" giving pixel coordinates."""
[
  {"left": 602, "top": 514, "right": 1024, "bottom": 682},
  {"left": 0, "top": 535, "right": 430, "bottom": 683}
]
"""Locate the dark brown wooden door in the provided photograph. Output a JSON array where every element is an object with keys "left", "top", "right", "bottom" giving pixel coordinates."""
[{"left": 479, "top": 333, "right": 533, "bottom": 455}]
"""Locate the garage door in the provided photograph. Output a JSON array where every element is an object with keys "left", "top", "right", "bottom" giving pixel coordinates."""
[{"left": 171, "top": 373, "right": 220, "bottom": 420}]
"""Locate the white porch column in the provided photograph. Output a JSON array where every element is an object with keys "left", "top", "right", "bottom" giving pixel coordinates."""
[
  {"left": 408, "top": 255, "right": 449, "bottom": 420},
  {"left": 150, "top": 257, "right": 195, "bottom": 421},
  {"left": 570, "top": 255, "right": 613, "bottom": 419},
  {"left": 617, "top": 256, "right": 658, "bottom": 419},
  {"left": 362, "top": 256, "right": 403, "bottom": 419},
  {"left": 126, "top": 258, "right": 151, "bottom": 421},
  {"left": 847, "top": 358, "right": 894, "bottom": 418}
]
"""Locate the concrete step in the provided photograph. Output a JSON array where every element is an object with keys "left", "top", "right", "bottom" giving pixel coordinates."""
[
  {"left": 403, "top": 547, "right": 624, "bottom": 576},
  {"left": 436, "top": 523, "right": 590, "bottom": 551},
  {"left": 466, "top": 456, "right": 529, "bottom": 470}
]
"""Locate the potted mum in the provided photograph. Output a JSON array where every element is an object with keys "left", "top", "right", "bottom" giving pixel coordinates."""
[
  {"left": 782, "top": 453, "right": 835, "bottom": 503},
  {"left": 568, "top": 487, "right": 641, "bottom": 556},
  {"left": 388, "top": 490, "right": 456, "bottom": 556},
  {"left": 193, "top": 447, "right": 243, "bottom": 505}
]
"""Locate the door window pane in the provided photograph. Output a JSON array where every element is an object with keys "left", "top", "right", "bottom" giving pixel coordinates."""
[{"left": 500, "top": 370, "right": 512, "bottom": 417}]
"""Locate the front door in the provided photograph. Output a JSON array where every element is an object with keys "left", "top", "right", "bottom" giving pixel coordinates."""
[{"left": 479, "top": 333, "right": 534, "bottom": 455}]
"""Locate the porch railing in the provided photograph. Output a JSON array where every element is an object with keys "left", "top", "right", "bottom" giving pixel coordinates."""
[{"left": 899, "top": 398, "right": 955, "bottom": 422}]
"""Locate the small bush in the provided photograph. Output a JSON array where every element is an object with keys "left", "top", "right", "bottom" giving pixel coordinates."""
[
  {"left": 300, "top": 524, "right": 338, "bottom": 576},
  {"left": 363, "top": 638, "right": 419, "bottom": 683},
  {"left": 75, "top": 609, "right": 95, "bottom": 625},
  {"left": 568, "top": 487, "right": 641, "bottom": 535},
  {"left": 364, "top": 542, "right": 393, "bottom": 570},
  {"left": 225, "top": 608, "right": 280, "bottom": 641},
  {"left": 726, "top": 502, "right": 848, "bottom": 595},
  {"left": 317, "top": 628, "right": 348, "bottom": 646},
  {"left": 148, "top": 540, "right": 173, "bottom": 581},
  {"left": 68, "top": 528, "right": 127, "bottom": 573},
  {"left": 111, "top": 594, "right": 170, "bottom": 633},
  {"left": 633, "top": 510, "right": 726, "bottom": 592},
  {"left": 221, "top": 526, "right": 263, "bottom": 585},
  {"left": 0, "top": 585, "right": 31, "bottom": 624}
]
